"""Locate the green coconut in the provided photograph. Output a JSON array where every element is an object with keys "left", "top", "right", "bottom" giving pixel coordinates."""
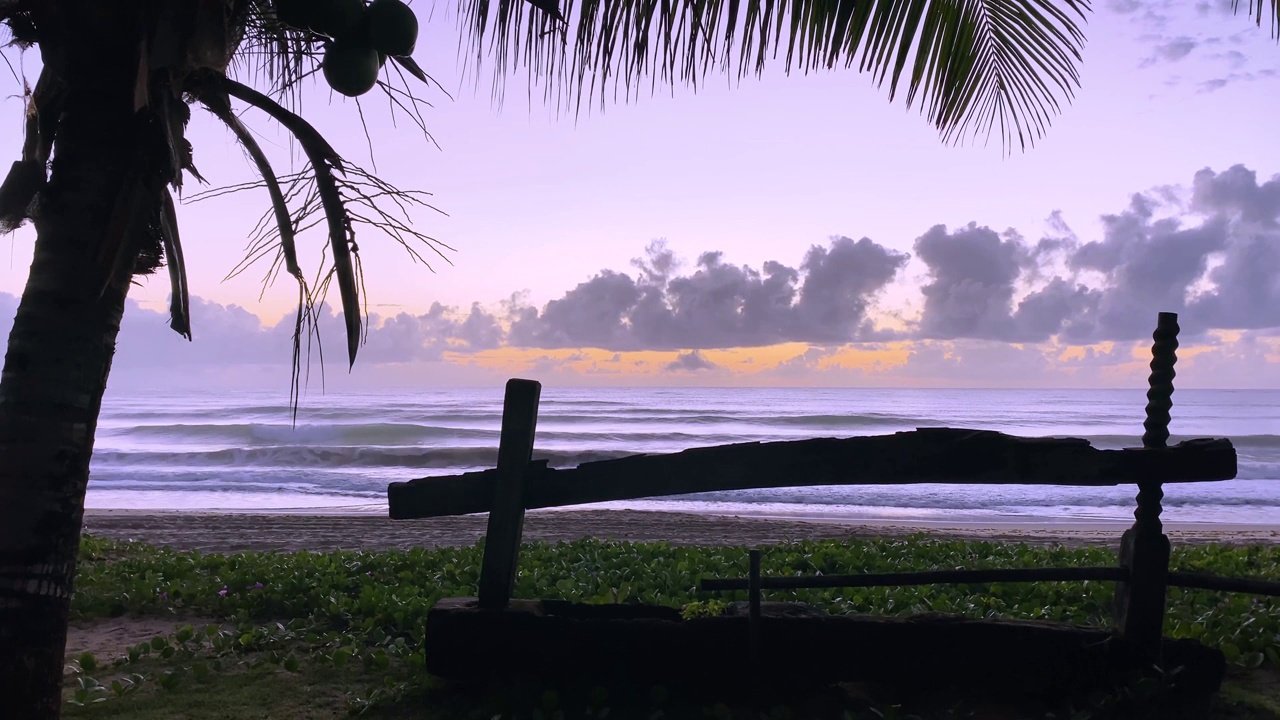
[
  {"left": 366, "top": 0, "right": 418, "bottom": 57},
  {"left": 323, "top": 40, "right": 381, "bottom": 97},
  {"left": 311, "top": 0, "right": 367, "bottom": 39}
]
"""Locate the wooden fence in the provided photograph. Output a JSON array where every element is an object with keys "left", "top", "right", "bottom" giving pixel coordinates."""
[{"left": 387, "top": 312, "right": 1277, "bottom": 664}]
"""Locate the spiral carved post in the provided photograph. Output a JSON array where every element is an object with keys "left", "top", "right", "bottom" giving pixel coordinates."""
[{"left": 1115, "top": 312, "right": 1178, "bottom": 661}]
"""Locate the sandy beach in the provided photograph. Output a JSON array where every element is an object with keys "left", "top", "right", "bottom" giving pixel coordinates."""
[{"left": 81, "top": 508, "right": 1280, "bottom": 553}]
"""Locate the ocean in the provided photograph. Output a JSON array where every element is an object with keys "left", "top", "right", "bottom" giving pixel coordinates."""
[{"left": 88, "top": 387, "right": 1280, "bottom": 524}]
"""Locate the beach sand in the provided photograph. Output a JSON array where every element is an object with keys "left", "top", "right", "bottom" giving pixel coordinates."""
[{"left": 81, "top": 508, "right": 1280, "bottom": 553}]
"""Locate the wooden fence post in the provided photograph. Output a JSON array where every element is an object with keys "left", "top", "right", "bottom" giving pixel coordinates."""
[
  {"left": 1116, "top": 312, "right": 1178, "bottom": 659},
  {"left": 477, "top": 378, "right": 542, "bottom": 610},
  {"left": 748, "top": 549, "right": 762, "bottom": 669}
]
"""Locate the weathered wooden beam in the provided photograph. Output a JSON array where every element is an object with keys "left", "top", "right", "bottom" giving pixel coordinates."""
[
  {"left": 700, "top": 566, "right": 1129, "bottom": 592},
  {"left": 476, "top": 379, "right": 541, "bottom": 610},
  {"left": 387, "top": 429, "right": 1236, "bottom": 520}
]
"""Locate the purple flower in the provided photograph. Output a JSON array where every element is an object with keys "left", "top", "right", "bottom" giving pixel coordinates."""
[
  {"left": 247, "top": 582, "right": 264, "bottom": 590},
  {"left": 217, "top": 586, "right": 228, "bottom": 597},
  {"left": 158, "top": 592, "right": 168, "bottom": 602}
]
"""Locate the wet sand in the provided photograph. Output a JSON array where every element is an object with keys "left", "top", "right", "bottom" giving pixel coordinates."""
[{"left": 81, "top": 508, "right": 1280, "bottom": 553}]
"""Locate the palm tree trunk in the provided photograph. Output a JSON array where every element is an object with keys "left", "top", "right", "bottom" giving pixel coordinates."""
[
  {"left": 0, "top": 6, "right": 148, "bottom": 716},
  {"left": 0, "top": 252, "right": 131, "bottom": 719}
]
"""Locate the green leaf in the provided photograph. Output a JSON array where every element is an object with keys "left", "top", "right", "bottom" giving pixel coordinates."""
[{"left": 460, "top": 0, "right": 1089, "bottom": 152}]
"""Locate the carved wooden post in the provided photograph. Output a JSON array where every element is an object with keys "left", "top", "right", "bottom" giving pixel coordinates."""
[
  {"left": 1116, "top": 312, "right": 1178, "bottom": 659},
  {"left": 477, "top": 378, "right": 542, "bottom": 610}
]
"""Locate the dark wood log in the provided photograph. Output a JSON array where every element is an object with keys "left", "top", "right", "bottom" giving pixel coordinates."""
[
  {"left": 422, "top": 597, "right": 1225, "bottom": 697},
  {"left": 700, "top": 565, "right": 1129, "bottom": 592},
  {"left": 387, "top": 430, "right": 1236, "bottom": 520},
  {"left": 1168, "top": 571, "right": 1280, "bottom": 597},
  {"left": 476, "top": 379, "right": 541, "bottom": 610},
  {"left": 1117, "top": 312, "right": 1178, "bottom": 660}
]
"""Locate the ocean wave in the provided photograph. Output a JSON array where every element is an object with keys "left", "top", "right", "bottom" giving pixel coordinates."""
[
  {"left": 83, "top": 388, "right": 1280, "bottom": 517},
  {"left": 674, "top": 483, "right": 1280, "bottom": 510},
  {"left": 90, "top": 429, "right": 1280, "bottom": 480},
  {"left": 98, "top": 420, "right": 1279, "bottom": 447},
  {"left": 91, "top": 445, "right": 638, "bottom": 469},
  {"left": 84, "top": 473, "right": 1280, "bottom": 512},
  {"left": 101, "top": 409, "right": 938, "bottom": 428},
  {"left": 538, "top": 398, "right": 634, "bottom": 406},
  {"left": 98, "top": 422, "right": 501, "bottom": 445},
  {"left": 1069, "top": 434, "right": 1280, "bottom": 450},
  {"left": 536, "top": 412, "right": 933, "bottom": 426}
]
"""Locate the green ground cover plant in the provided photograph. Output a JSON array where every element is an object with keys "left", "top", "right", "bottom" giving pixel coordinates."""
[{"left": 63, "top": 535, "right": 1280, "bottom": 718}]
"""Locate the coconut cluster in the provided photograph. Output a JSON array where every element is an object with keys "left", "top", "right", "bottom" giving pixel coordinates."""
[{"left": 275, "top": 0, "right": 420, "bottom": 97}]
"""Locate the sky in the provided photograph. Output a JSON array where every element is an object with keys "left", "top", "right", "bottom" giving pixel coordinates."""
[{"left": 1, "top": 0, "right": 1279, "bottom": 391}]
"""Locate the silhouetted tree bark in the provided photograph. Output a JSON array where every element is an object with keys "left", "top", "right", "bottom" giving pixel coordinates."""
[{"left": 0, "top": 5, "right": 150, "bottom": 715}]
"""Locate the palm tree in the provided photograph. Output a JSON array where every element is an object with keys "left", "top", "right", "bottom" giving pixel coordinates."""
[{"left": 0, "top": 0, "right": 1275, "bottom": 717}]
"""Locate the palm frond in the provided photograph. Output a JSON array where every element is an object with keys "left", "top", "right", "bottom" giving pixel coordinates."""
[
  {"left": 463, "top": 0, "right": 1091, "bottom": 150},
  {"left": 218, "top": 77, "right": 364, "bottom": 368},
  {"left": 189, "top": 76, "right": 448, "bottom": 375},
  {"left": 1234, "top": 0, "right": 1280, "bottom": 38},
  {"left": 199, "top": 88, "right": 305, "bottom": 281},
  {"left": 230, "top": 0, "right": 319, "bottom": 106},
  {"left": 158, "top": 188, "right": 192, "bottom": 339}
]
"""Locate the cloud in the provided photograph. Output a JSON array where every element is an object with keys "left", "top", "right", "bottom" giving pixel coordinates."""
[
  {"left": 798, "top": 164, "right": 1279, "bottom": 346},
  {"left": 792, "top": 237, "right": 908, "bottom": 342},
  {"left": 359, "top": 302, "right": 504, "bottom": 363},
  {"left": 914, "top": 223, "right": 1026, "bottom": 340},
  {"left": 1105, "top": 0, "right": 1144, "bottom": 13},
  {"left": 507, "top": 270, "right": 641, "bottom": 349},
  {"left": 1109, "top": 0, "right": 1278, "bottom": 92},
  {"left": 106, "top": 295, "right": 504, "bottom": 371},
  {"left": 664, "top": 350, "right": 719, "bottom": 373},
  {"left": 912, "top": 223, "right": 1101, "bottom": 342},
  {"left": 0, "top": 292, "right": 507, "bottom": 393},
  {"left": 1103, "top": 0, "right": 1179, "bottom": 31},
  {"left": 509, "top": 237, "right": 907, "bottom": 350},
  {"left": 1184, "top": 165, "right": 1280, "bottom": 329},
  {"left": 1197, "top": 68, "right": 1279, "bottom": 92},
  {"left": 894, "top": 340, "right": 1059, "bottom": 387},
  {"left": 764, "top": 346, "right": 840, "bottom": 378},
  {"left": 1195, "top": 0, "right": 1240, "bottom": 19},
  {"left": 1213, "top": 49, "right": 1249, "bottom": 69},
  {"left": 1176, "top": 331, "right": 1280, "bottom": 386},
  {"left": 1067, "top": 192, "right": 1228, "bottom": 339},
  {"left": 1141, "top": 36, "right": 1198, "bottom": 66}
]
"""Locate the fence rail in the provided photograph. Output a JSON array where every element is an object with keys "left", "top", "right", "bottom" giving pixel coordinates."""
[
  {"left": 700, "top": 566, "right": 1131, "bottom": 592},
  {"left": 700, "top": 567, "right": 1280, "bottom": 596}
]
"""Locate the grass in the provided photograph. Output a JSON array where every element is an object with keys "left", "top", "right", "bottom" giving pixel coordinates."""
[{"left": 61, "top": 534, "right": 1280, "bottom": 719}]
